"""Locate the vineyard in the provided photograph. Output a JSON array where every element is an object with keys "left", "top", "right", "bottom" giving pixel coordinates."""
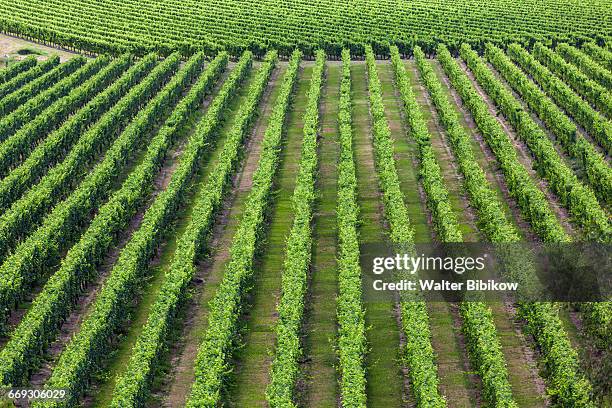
[
  {"left": 0, "top": 0, "right": 610, "bottom": 56},
  {"left": 0, "top": 0, "right": 610, "bottom": 407}
]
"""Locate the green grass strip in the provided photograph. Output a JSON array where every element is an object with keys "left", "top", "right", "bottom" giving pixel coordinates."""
[{"left": 266, "top": 49, "right": 325, "bottom": 407}]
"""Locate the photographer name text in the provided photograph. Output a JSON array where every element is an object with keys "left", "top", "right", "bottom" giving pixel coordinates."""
[{"left": 372, "top": 279, "right": 518, "bottom": 292}]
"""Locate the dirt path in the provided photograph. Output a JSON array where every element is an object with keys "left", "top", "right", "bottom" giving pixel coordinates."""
[
  {"left": 0, "top": 33, "right": 79, "bottom": 63},
  {"left": 299, "top": 62, "right": 340, "bottom": 407},
  {"left": 0, "top": 285, "right": 44, "bottom": 347},
  {"left": 352, "top": 61, "right": 407, "bottom": 408},
  {"left": 458, "top": 59, "right": 577, "bottom": 239},
  {"left": 427, "top": 301, "right": 482, "bottom": 407},
  {"left": 491, "top": 302, "right": 549, "bottom": 407},
  {"left": 158, "top": 64, "right": 286, "bottom": 408},
  {"left": 228, "top": 65, "right": 311, "bottom": 407}
]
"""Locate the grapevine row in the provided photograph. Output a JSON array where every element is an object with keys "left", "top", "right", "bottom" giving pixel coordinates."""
[
  {"left": 334, "top": 49, "right": 367, "bottom": 408},
  {"left": 365, "top": 45, "right": 445, "bottom": 406},
  {"left": 395, "top": 45, "right": 518, "bottom": 407},
  {"left": 0, "top": 56, "right": 36, "bottom": 84},
  {"left": 437, "top": 44, "right": 569, "bottom": 243},
  {"left": 556, "top": 43, "right": 612, "bottom": 90},
  {"left": 110, "top": 50, "right": 275, "bottom": 407},
  {"left": 460, "top": 43, "right": 610, "bottom": 241},
  {"left": 267, "top": 49, "right": 325, "bottom": 407},
  {"left": 484, "top": 43, "right": 612, "bottom": 207},
  {"left": 0, "top": 51, "right": 214, "bottom": 389},
  {"left": 0, "top": 56, "right": 58, "bottom": 102},
  {"left": 577, "top": 302, "right": 611, "bottom": 349},
  {"left": 0, "top": 54, "right": 132, "bottom": 211},
  {"left": 0, "top": 53, "right": 159, "bottom": 261},
  {"left": 364, "top": 46, "right": 414, "bottom": 245},
  {"left": 185, "top": 50, "right": 299, "bottom": 408},
  {"left": 507, "top": 43, "right": 612, "bottom": 155},
  {"left": 0, "top": 56, "right": 111, "bottom": 177},
  {"left": 0, "top": 0, "right": 607, "bottom": 58},
  {"left": 582, "top": 42, "right": 612, "bottom": 71},
  {"left": 518, "top": 302, "right": 595, "bottom": 406},
  {"left": 532, "top": 43, "right": 612, "bottom": 118},
  {"left": 0, "top": 54, "right": 181, "bottom": 330},
  {"left": 0, "top": 56, "right": 85, "bottom": 118}
]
